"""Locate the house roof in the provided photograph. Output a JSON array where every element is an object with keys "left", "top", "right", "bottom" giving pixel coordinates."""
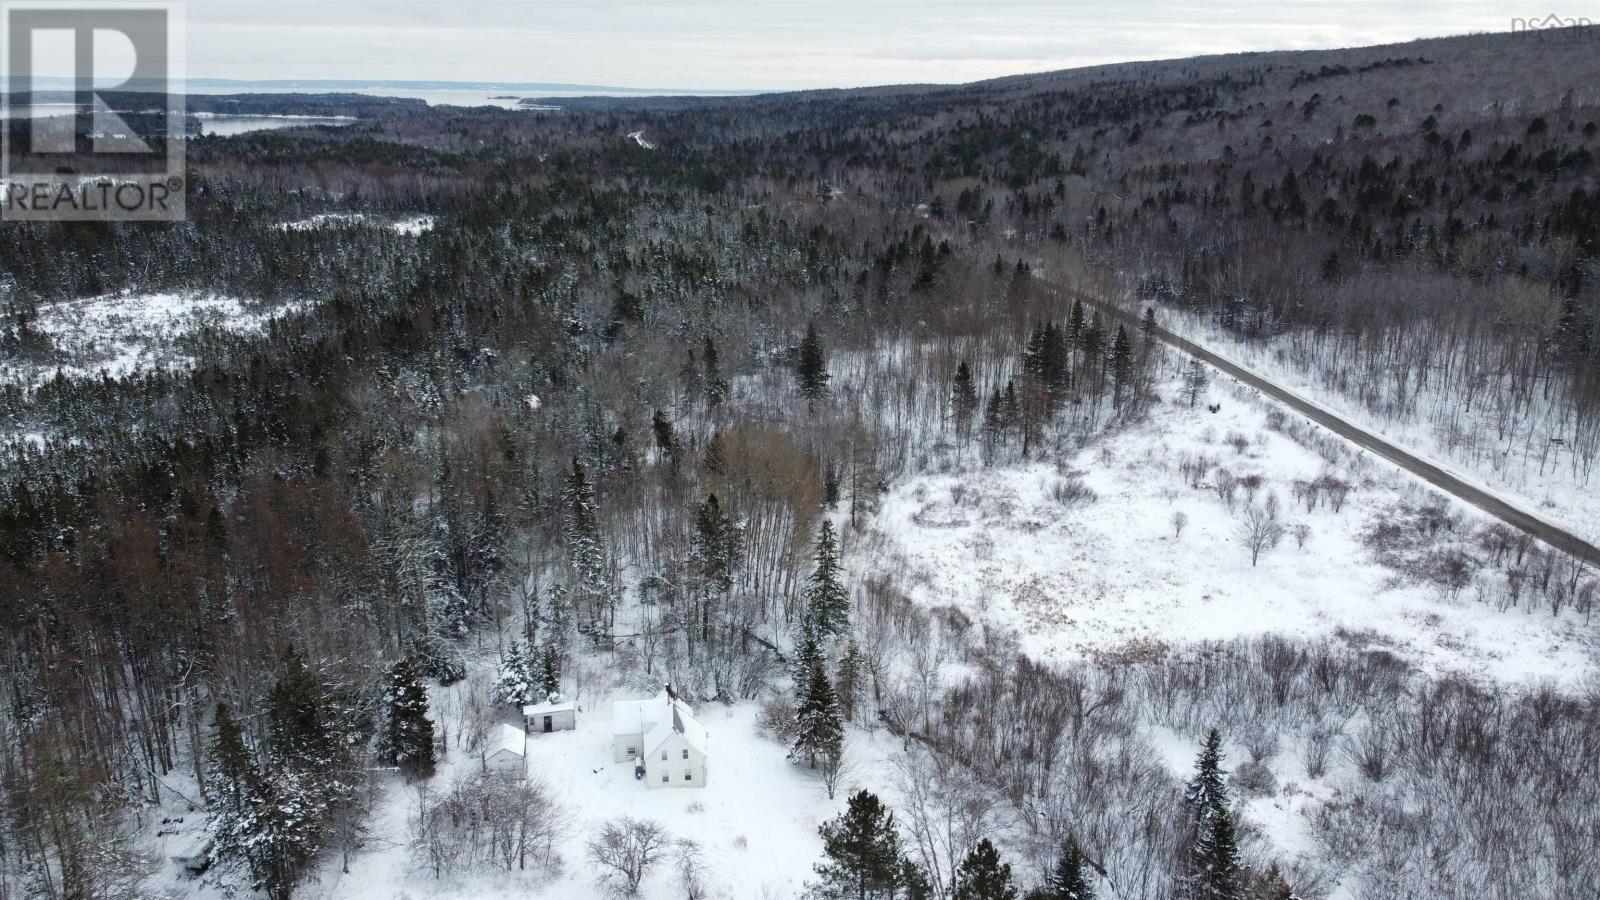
[
  {"left": 645, "top": 703, "right": 709, "bottom": 755},
  {"left": 522, "top": 698, "right": 578, "bottom": 717},
  {"left": 611, "top": 689, "right": 709, "bottom": 754},
  {"left": 488, "top": 723, "right": 526, "bottom": 757}
]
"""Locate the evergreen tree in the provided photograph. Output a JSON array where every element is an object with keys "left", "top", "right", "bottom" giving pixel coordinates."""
[
  {"left": 952, "top": 361, "right": 980, "bottom": 436},
  {"left": 652, "top": 408, "right": 676, "bottom": 456},
  {"left": 703, "top": 336, "right": 728, "bottom": 408},
  {"left": 564, "top": 457, "right": 613, "bottom": 634},
  {"left": 954, "top": 839, "right": 1018, "bottom": 900},
  {"left": 792, "top": 662, "right": 844, "bottom": 768},
  {"left": 493, "top": 639, "right": 537, "bottom": 705},
  {"left": 1185, "top": 729, "right": 1242, "bottom": 900},
  {"left": 1041, "top": 838, "right": 1094, "bottom": 900},
  {"left": 1186, "top": 729, "right": 1230, "bottom": 818},
  {"left": 824, "top": 464, "right": 842, "bottom": 509},
  {"left": 266, "top": 647, "right": 333, "bottom": 767},
  {"left": 804, "top": 520, "right": 849, "bottom": 639},
  {"left": 981, "top": 388, "right": 1006, "bottom": 455},
  {"left": 797, "top": 323, "right": 831, "bottom": 401},
  {"left": 209, "top": 703, "right": 269, "bottom": 881},
  {"left": 1193, "top": 806, "right": 1242, "bottom": 900},
  {"left": 1183, "top": 358, "right": 1210, "bottom": 408},
  {"left": 899, "top": 857, "right": 934, "bottom": 900},
  {"left": 691, "top": 493, "right": 738, "bottom": 597},
  {"left": 538, "top": 641, "right": 561, "bottom": 699},
  {"left": 1067, "top": 299, "right": 1085, "bottom": 344},
  {"left": 1110, "top": 325, "right": 1134, "bottom": 405},
  {"left": 378, "top": 658, "right": 435, "bottom": 777},
  {"left": 812, "top": 790, "right": 903, "bottom": 899},
  {"left": 1141, "top": 307, "right": 1158, "bottom": 346},
  {"left": 835, "top": 639, "right": 864, "bottom": 722}
]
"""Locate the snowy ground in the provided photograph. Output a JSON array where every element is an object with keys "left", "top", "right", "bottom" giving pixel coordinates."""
[
  {"left": 277, "top": 213, "right": 436, "bottom": 235},
  {"left": 1157, "top": 306, "right": 1600, "bottom": 545},
  {"left": 0, "top": 291, "right": 302, "bottom": 390},
  {"left": 308, "top": 700, "right": 847, "bottom": 900},
  {"left": 863, "top": 372, "right": 1598, "bottom": 687},
  {"left": 136, "top": 683, "right": 898, "bottom": 900}
]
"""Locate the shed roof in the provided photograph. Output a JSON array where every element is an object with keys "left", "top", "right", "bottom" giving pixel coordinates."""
[{"left": 488, "top": 723, "right": 526, "bottom": 757}]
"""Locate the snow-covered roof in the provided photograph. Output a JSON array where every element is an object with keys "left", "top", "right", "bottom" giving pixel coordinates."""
[
  {"left": 522, "top": 698, "right": 578, "bottom": 717},
  {"left": 488, "top": 723, "right": 526, "bottom": 757},
  {"left": 645, "top": 703, "right": 709, "bottom": 756},
  {"left": 611, "top": 690, "right": 708, "bottom": 753}
]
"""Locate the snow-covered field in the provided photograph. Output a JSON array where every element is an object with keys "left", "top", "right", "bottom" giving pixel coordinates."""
[
  {"left": 0, "top": 291, "right": 302, "bottom": 390},
  {"left": 277, "top": 213, "right": 436, "bottom": 235},
  {"left": 863, "top": 373, "right": 1598, "bottom": 687},
  {"left": 1156, "top": 306, "right": 1600, "bottom": 545}
]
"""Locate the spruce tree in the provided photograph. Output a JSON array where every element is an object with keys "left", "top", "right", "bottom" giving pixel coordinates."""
[
  {"left": 1067, "top": 299, "right": 1085, "bottom": 344},
  {"left": 703, "top": 336, "right": 728, "bottom": 408},
  {"left": 1183, "top": 358, "right": 1210, "bottom": 408},
  {"left": 954, "top": 839, "right": 1018, "bottom": 900},
  {"left": 824, "top": 464, "right": 842, "bottom": 509},
  {"left": 792, "top": 662, "right": 844, "bottom": 768},
  {"left": 691, "top": 493, "right": 738, "bottom": 597},
  {"left": 804, "top": 520, "right": 849, "bottom": 639},
  {"left": 1194, "top": 807, "right": 1242, "bottom": 900},
  {"left": 1110, "top": 325, "right": 1134, "bottom": 405},
  {"left": 1042, "top": 838, "right": 1094, "bottom": 899},
  {"left": 1186, "top": 729, "right": 1230, "bottom": 818},
  {"left": 493, "top": 639, "right": 536, "bottom": 705},
  {"left": 835, "top": 639, "right": 864, "bottom": 722},
  {"left": 1141, "top": 307, "right": 1158, "bottom": 346},
  {"left": 813, "top": 790, "right": 902, "bottom": 899},
  {"left": 379, "top": 658, "right": 436, "bottom": 777},
  {"left": 538, "top": 641, "right": 561, "bottom": 699},
  {"left": 652, "top": 408, "right": 676, "bottom": 456},
  {"left": 564, "top": 457, "right": 612, "bottom": 633},
  {"left": 209, "top": 702, "right": 268, "bottom": 879},
  {"left": 952, "top": 361, "right": 980, "bottom": 436},
  {"left": 797, "top": 323, "right": 831, "bottom": 401}
]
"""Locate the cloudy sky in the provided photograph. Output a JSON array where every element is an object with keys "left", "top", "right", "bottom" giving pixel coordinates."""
[{"left": 179, "top": 1, "right": 1528, "bottom": 90}]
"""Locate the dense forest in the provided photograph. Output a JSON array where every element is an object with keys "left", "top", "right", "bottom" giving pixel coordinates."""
[{"left": 1, "top": 26, "right": 1597, "bottom": 900}]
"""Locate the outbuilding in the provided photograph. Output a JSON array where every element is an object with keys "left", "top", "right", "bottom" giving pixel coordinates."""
[
  {"left": 522, "top": 698, "right": 578, "bottom": 735},
  {"left": 484, "top": 723, "right": 527, "bottom": 776}
]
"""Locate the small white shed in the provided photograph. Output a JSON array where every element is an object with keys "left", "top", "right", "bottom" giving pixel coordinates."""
[
  {"left": 522, "top": 698, "right": 578, "bottom": 735},
  {"left": 484, "top": 723, "right": 527, "bottom": 776}
]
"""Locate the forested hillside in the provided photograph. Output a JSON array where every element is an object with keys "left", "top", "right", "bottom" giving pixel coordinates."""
[{"left": 1, "top": 27, "right": 1597, "bottom": 900}]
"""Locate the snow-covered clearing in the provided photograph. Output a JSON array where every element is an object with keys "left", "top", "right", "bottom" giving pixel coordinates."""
[
  {"left": 143, "top": 678, "right": 896, "bottom": 900},
  {"left": 1157, "top": 306, "right": 1600, "bottom": 545},
  {"left": 627, "top": 130, "right": 656, "bottom": 150},
  {"left": 863, "top": 371, "right": 1598, "bottom": 687},
  {"left": 277, "top": 213, "right": 436, "bottom": 235},
  {"left": 0, "top": 291, "right": 302, "bottom": 390}
]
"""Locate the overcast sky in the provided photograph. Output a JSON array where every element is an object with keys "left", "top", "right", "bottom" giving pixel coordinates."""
[{"left": 174, "top": 1, "right": 1543, "bottom": 90}]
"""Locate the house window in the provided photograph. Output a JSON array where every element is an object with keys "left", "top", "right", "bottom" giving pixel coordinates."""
[
  {"left": 684, "top": 770, "right": 692, "bottom": 781},
  {"left": 661, "top": 750, "right": 668, "bottom": 761},
  {"left": 681, "top": 749, "right": 689, "bottom": 759},
  {"left": 661, "top": 773, "right": 669, "bottom": 783},
  {"left": 626, "top": 746, "right": 636, "bottom": 756}
]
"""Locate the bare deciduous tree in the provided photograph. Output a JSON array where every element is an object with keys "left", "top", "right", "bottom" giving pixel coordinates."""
[{"left": 587, "top": 816, "right": 670, "bottom": 896}]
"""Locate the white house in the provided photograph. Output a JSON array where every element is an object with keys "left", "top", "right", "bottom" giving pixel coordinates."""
[
  {"left": 484, "top": 723, "right": 527, "bottom": 776},
  {"left": 522, "top": 698, "right": 578, "bottom": 735},
  {"left": 611, "top": 686, "right": 708, "bottom": 789}
]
